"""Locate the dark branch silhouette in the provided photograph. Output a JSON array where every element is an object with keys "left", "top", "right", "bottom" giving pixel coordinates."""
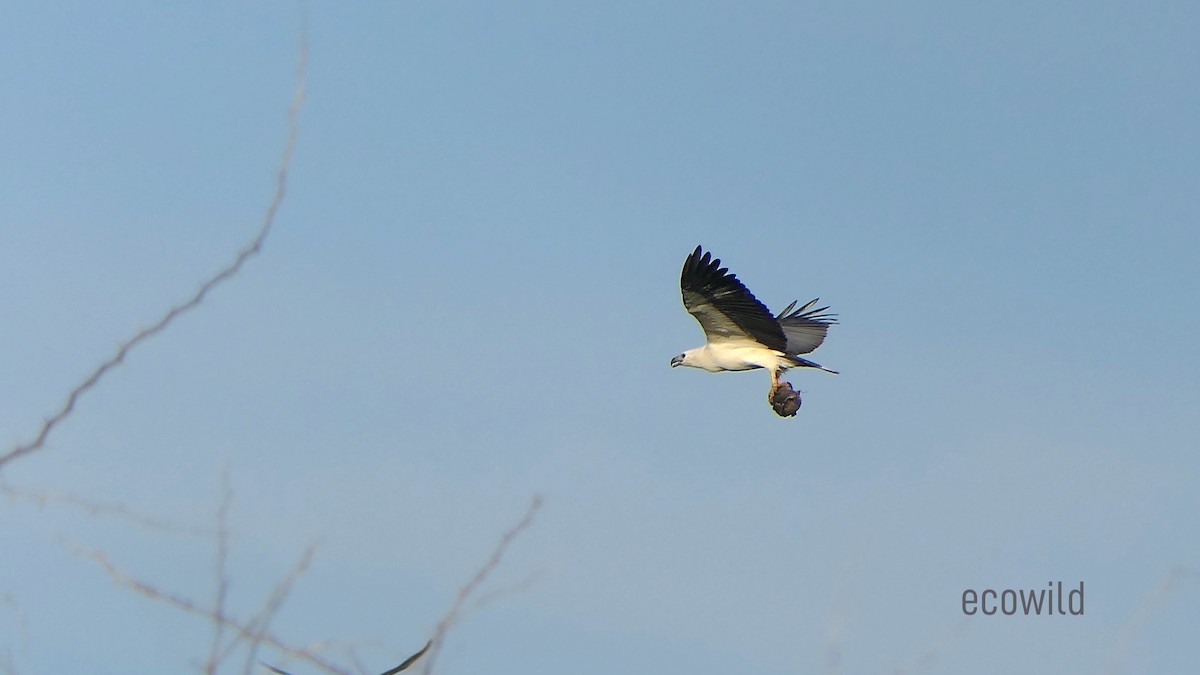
[{"left": 378, "top": 641, "right": 431, "bottom": 675}]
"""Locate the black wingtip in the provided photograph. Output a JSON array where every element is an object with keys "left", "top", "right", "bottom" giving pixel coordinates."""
[
  {"left": 694, "top": 246, "right": 719, "bottom": 271},
  {"left": 684, "top": 245, "right": 715, "bottom": 280}
]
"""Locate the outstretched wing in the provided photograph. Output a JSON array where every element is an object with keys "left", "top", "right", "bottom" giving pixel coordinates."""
[
  {"left": 775, "top": 298, "right": 837, "bottom": 355},
  {"left": 680, "top": 246, "right": 786, "bottom": 351}
]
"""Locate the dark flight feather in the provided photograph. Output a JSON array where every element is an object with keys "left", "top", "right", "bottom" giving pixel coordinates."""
[{"left": 680, "top": 245, "right": 787, "bottom": 351}]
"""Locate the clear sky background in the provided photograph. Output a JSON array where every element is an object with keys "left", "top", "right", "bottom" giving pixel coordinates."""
[{"left": 2, "top": 2, "right": 1197, "bottom": 673}]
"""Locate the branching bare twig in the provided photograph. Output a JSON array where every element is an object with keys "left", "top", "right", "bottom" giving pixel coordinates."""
[
  {"left": 0, "top": 33, "right": 308, "bottom": 472},
  {"left": 78, "top": 544, "right": 344, "bottom": 674},
  {"left": 1106, "top": 566, "right": 1199, "bottom": 675},
  {"left": 465, "top": 570, "right": 546, "bottom": 617},
  {"left": 206, "top": 468, "right": 235, "bottom": 674},
  {"left": 0, "top": 592, "right": 29, "bottom": 670},
  {"left": 237, "top": 545, "right": 318, "bottom": 675},
  {"left": 823, "top": 596, "right": 847, "bottom": 675},
  {"left": 266, "top": 641, "right": 430, "bottom": 675},
  {"left": 265, "top": 498, "right": 541, "bottom": 675},
  {"left": 5, "top": 32, "right": 540, "bottom": 675},
  {"left": 419, "top": 496, "right": 542, "bottom": 675},
  {"left": 823, "top": 553, "right": 862, "bottom": 675},
  {"left": 891, "top": 621, "right": 966, "bottom": 675},
  {"left": 0, "top": 479, "right": 208, "bottom": 536}
]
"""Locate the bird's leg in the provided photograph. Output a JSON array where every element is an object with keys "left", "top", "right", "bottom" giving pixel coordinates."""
[{"left": 770, "top": 369, "right": 780, "bottom": 388}]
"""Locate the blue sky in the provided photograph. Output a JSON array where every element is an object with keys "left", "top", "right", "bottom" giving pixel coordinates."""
[{"left": 2, "top": 1, "right": 1197, "bottom": 673}]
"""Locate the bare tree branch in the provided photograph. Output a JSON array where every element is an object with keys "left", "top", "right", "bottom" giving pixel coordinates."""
[
  {"left": 206, "top": 468, "right": 235, "bottom": 674},
  {"left": 891, "top": 621, "right": 966, "bottom": 675},
  {"left": 465, "top": 570, "right": 545, "bottom": 617},
  {"left": 77, "top": 544, "right": 347, "bottom": 675},
  {"left": 262, "top": 498, "right": 541, "bottom": 675},
  {"left": 0, "top": 33, "right": 309, "bottom": 472},
  {"left": 0, "top": 591, "right": 29, "bottom": 672},
  {"left": 0, "top": 479, "right": 208, "bottom": 536},
  {"left": 238, "top": 545, "right": 318, "bottom": 675},
  {"left": 823, "top": 597, "right": 848, "bottom": 675},
  {"left": 1106, "top": 566, "right": 1199, "bottom": 675},
  {"left": 419, "top": 496, "right": 542, "bottom": 675}
]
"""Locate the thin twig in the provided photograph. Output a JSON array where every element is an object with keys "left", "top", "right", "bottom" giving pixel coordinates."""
[
  {"left": 419, "top": 496, "right": 542, "bottom": 675},
  {"left": 78, "top": 545, "right": 348, "bottom": 675},
  {"left": 0, "top": 592, "right": 29, "bottom": 666},
  {"left": 1106, "top": 566, "right": 1199, "bottom": 675},
  {"left": 0, "top": 479, "right": 207, "bottom": 536},
  {"left": 891, "top": 620, "right": 966, "bottom": 675},
  {"left": 206, "top": 468, "right": 235, "bottom": 674},
  {"left": 238, "top": 545, "right": 318, "bottom": 675},
  {"left": 0, "top": 32, "right": 308, "bottom": 472},
  {"left": 465, "top": 570, "right": 545, "bottom": 616},
  {"left": 262, "top": 640, "right": 429, "bottom": 675},
  {"left": 823, "top": 598, "right": 847, "bottom": 675},
  {"left": 822, "top": 558, "right": 857, "bottom": 675}
]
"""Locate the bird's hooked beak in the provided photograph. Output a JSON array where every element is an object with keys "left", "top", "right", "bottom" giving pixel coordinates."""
[{"left": 670, "top": 354, "right": 684, "bottom": 368}]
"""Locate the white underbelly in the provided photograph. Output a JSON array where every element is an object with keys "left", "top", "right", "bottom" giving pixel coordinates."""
[{"left": 707, "top": 345, "right": 784, "bottom": 372}]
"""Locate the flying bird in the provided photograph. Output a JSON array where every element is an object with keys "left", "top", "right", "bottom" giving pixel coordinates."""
[{"left": 671, "top": 245, "right": 838, "bottom": 391}]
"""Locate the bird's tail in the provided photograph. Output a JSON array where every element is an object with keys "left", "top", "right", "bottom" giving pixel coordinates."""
[{"left": 785, "top": 354, "right": 839, "bottom": 375}]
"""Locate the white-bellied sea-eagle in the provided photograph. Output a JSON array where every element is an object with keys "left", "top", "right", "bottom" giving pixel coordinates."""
[{"left": 671, "top": 246, "right": 837, "bottom": 390}]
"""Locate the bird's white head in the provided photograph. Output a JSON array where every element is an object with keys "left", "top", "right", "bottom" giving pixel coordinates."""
[{"left": 670, "top": 348, "right": 701, "bottom": 369}]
